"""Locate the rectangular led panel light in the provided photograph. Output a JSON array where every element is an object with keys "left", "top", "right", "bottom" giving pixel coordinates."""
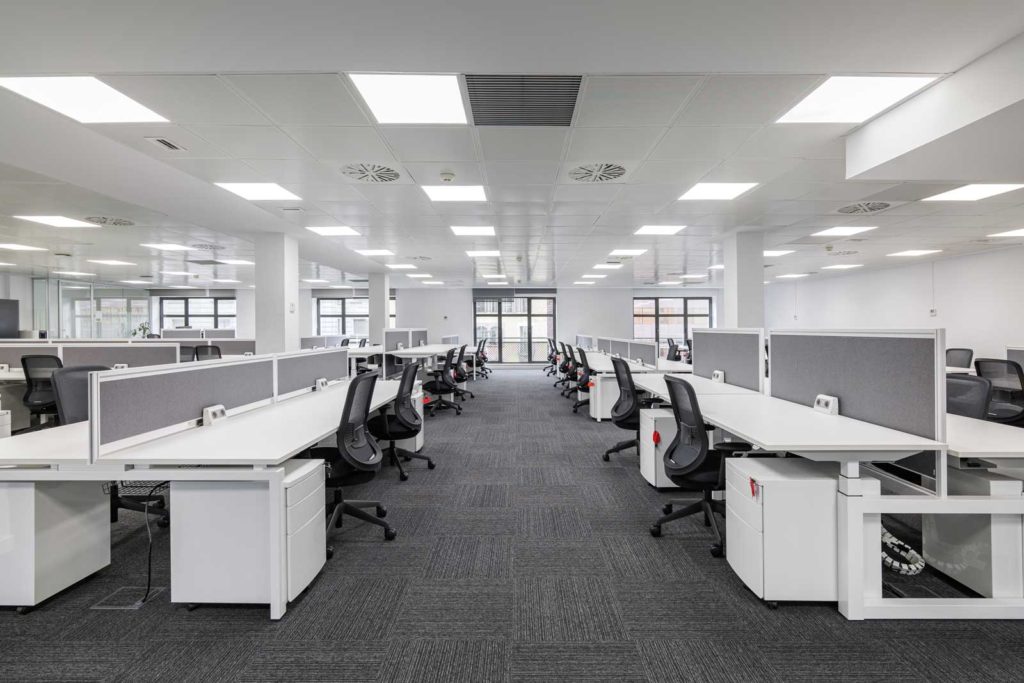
[
  {"left": 349, "top": 74, "right": 467, "bottom": 124},
  {"left": 635, "top": 225, "right": 685, "bottom": 235},
  {"left": 466, "top": 250, "right": 500, "bottom": 257},
  {"left": 215, "top": 183, "right": 301, "bottom": 201},
  {"left": 140, "top": 243, "right": 194, "bottom": 251},
  {"left": 812, "top": 226, "right": 877, "bottom": 237},
  {"left": 921, "top": 184, "right": 1024, "bottom": 201},
  {"left": 302, "top": 279, "right": 329, "bottom": 283},
  {"left": 407, "top": 273, "right": 432, "bottom": 278},
  {"left": 989, "top": 228, "right": 1024, "bottom": 237},
  {"left": 888, "top": 250, "right": 941, "bottom": 257},
  {"left": 0, "top": 76, "right": 167, "bottom": 123},
  {"left": 821, "top": 264, "right": 863, "bottom": 270},
  {"left": 422, "top": 185, "right": 487, "bottom": 202},
  {"left": 385, "top": 264, "right": 416, "bottom": 269},
  {"left": 658, "top": 281, "right": 682, "bottom": 285},
  {"left": 581, "top": 274, "right": 606, "bottom": 279},
  {"left": 0, "top": 244, "right": 49, "bottom": 251},
  {"left": 763, "top": 250, "right": 794, "bottom": 257},
  {"left": 88, "top": 259, "right": 135, "bottom": 266},
  {"left": 14, "top": 215, "right": 98, "bottom": 228},
  {"left": 777, "top": 76, "right": 936, "bottom": 123},
  {"left": 573, "top": 281, "right": 595, "bottom": 285},
  {"left": 593, "top": 263, "right": 623, "bottom": 270},
  {"left": 707, "top": 264, "right": 725, "bottom": 270},
  {"left": 53, "top": 271, "right": 95, "bottom": 277},
  {"left": 306, "top": 226, "right": 360, "bottom": 236},
  {"left": 211, "top": 279, "right": 241, "bottom": 283},
  {"left": 609, "top": 249, "right": 646, "bottom": 257},
  {"left": 216, "top": 259, "right": 254, "bottom": 265},
  {"left": 354, "top": 249, "right": 394, "bottom": 256},
  {"left": 776, "top": 273, "right": 809, "bottom": 279},
  {"left": 679, "top": 183, "right": 758, "bottom": 200},
  {"left": 423, "top": 281, "right": 444, "bottom": 285},
  {"left": 451, "top": 226, "right": 495, "bottom": 236},
  {"left": 479, "top": 273, "right": 506, "bottom": 278},
  {"left": 487, "top": 281, "right": 509, "bottom": 285}
]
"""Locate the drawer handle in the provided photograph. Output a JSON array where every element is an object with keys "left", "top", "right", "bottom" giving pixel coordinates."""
[
  {"left": 652, "top": 430, "right": 661, "bottom": 445},
  {"left": 749, "top": 477, "right": 759, "bottom": 498}
]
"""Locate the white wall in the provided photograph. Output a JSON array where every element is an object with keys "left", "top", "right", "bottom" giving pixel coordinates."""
[
  {"left": 395, "top": 287, "right": 474, "bottom": 343},
  {"left": 556, "top": 287, "right": 635, "bottom": 343},
  {"left": 766, "top": 245, "right": 1024, "bottom": 358},
  {"left": 234, "top": 288, "right": 255, "bottom": 338}
]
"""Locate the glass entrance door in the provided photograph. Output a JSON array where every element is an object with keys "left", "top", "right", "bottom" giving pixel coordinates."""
[{"left": 474, "top": 295, "right": 555, "bottom": 363}]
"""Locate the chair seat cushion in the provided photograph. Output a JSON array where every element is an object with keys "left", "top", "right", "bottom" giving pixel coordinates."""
[
  {"left": 308, "top": 447, "right": 378, "bottom": 486},
  {"left": 422, "top": 380, "right": 449, "bottom": 394},
  {"left": 714, "top": 441, "right": 752, "bottom": 454},
  {"left": 368, "top": 414, "right": 418, "bottom": 441},
  {"left": 989, "top": 402, "right": 1024, "bottom": 420}
]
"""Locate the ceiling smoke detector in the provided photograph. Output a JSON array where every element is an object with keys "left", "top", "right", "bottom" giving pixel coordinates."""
[
  {"left": 439, "top": 171, "right": 456, "bottom": 183},
  {"left": 828, "top": 250, "right": 859, "bottom": 257},
  {"left": 835, "top": 202, "right": 891, "bottom": 215},
  {"left": 84, "top": 216, "right": 134, "bottom": 226},
  {"left": 342, "top": 163, "right": 400, "bottom": 183},
  {"left": 569, "top": 163, "right": 626, "bottom": 183}
]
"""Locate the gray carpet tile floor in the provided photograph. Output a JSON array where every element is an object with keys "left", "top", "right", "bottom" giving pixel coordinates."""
[{"left": 6, "top": 366, "right": 1024, "bottom": 681}]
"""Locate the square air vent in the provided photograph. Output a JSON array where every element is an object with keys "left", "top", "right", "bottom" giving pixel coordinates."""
[{"left": 465, "top": 75, "right": 582, "bottom": 126}]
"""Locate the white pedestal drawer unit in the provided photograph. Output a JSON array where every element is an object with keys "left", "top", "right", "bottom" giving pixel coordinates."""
[{"left": 639, "top": 409, "right": 679, "bottom": 489}]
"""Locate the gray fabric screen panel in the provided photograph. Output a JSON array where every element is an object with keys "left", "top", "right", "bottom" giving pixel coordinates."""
[
  {"left": 214, "top": 339, "right": 256, "bottom": 355},
  {"left": 277, "top": 350, "right": 349, "bottom": 395},
  {"left": 597, "top": 339, "right": 611, "bottom": 353},
  {"left": 692, "top": 331, "right": 761, "bottom": 391},
  {"left": 63, "top": 345, "right": 177, "bottom": 368},
  {"left": 384, "top": 330, "right": 407, "bottom": 351},
  {"left": 770, "top": 334, "right": 937, "bottom": 439},
  {"left": 325, "top": 335, "right": 344, "bottom": 348},
  {"left": 442, "top": 335, "right": 459, "bottom": 344},
  {"left": 1008, "top": 349, "right": 1024, "bottom": 367},
  {"left": 98, "top": 360, "right": 275, "bottom": 446},
  {"left": 0, "top": 345, "right": 58, "bottom": 368},
  {"left": 204, "top": 329, "right": 236, "bottom": 339},
  {"left": 630, "top": 342, "right": 657, "bottom": 366},
  {"left": 610, "top": 340, "right": 629, "bottom": 357},
  {"left": 161, "top": 329, "right": 200, "bottom": 339},
  {"left": 410, "top": 330, "right": 428, "bottom": 347},
  {"left": 300, "top": 336, "right": 325, "bottom": 350}
]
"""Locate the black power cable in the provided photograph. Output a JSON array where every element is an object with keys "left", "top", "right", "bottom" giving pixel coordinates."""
[{"left": 140, "top": 481, "right": 170, "bottom": 604}]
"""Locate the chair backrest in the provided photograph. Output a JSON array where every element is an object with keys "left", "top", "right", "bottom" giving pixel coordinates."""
[
  {"left": 146, "top": 333, "right": 161, "bottom": 339},
  {"left": 477, "top": 338, "right": 488, "bottom": 361},
  {"left": 340, "top": 338, "right": 350, "bottom": 347},
  {"left": 662, "top": 375, "right": 712, "bottom": 476},
  {"left": 439, "top": 348, "right": 459, "bottom": 389},
  {"left": 975, "top": 359, "right": 1024, "bottom": 394},
  {"left": 52, "top": 365, "right": 110, "bottom": 425},
  {"left": 565, "top": 345, "right": 577, "bottom": 373},
  {"left": 946, "top": 374, "right": 993, "bottom": 420},
  {"left": 336, "top": 370, "right": 383, "bottom": 471},
  {"left": 21, "top": 354, "right": 63, "bottom": 405},
  {"left": 359, "top": 338, "right": 367, "bottom": 347},
  {"left": 195, "top": 345, "right": 221, "bottom": 361},
  {"left": 609, "top": 356, "right": 640, "bottom": 424},
  {"left": 946, "top": 348, "right": 974, "bottom": 368},
  {"left": 453, "top": 344, "right": 468, "bottom": 379},
  {"left": 576, "top": 348, "right": 591, "bottom": 386},
  {"left": 180, "top": 345, "right": 195, "bottom": 362},
  {"left": 393, "top": 361, "right": 423, "bottom": 431},
  {"left": 667, "top": 340, "right": 680, "bottom": 362},
  {"left": 558, "top": 342, "right": 571, "bottom": 372}
]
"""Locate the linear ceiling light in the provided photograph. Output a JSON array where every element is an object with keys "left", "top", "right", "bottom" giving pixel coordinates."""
[
  {"left": 349, "top": 74, "right": 467, "bottom": 124},
  {"left": 777, "top": 76, "right": 936, "bottom": 123},
  {"left": 0, "top": 76, "right": 167, "bottom": 123}
]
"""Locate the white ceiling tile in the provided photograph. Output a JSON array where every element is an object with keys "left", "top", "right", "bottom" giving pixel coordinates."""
[
  {"left": 483, "top": 161, "right": 559, "bottom": 185},
  {"left": 382, "top": 127, "right": 478, "bottom": 162},
  {"left": 283, "top": 126, "right": 393, "bottom": 161},
  {"left": 734, "top": 124, "right": 849, "bottom": 159},
  {"left": 629, "top": 159, "right": 718, "bottom": 185},
  {"left": 91, "top": 123, "right": 229, "bottom": 159},
  {"left": 565, "top": 127, "right": 663, "bottom": 161},
  {"left": 403, "top": 162, "right": 484, "bottom": 185},
  {"left": 677, "top": 75, "right": 823, "bottom": 125},
  {"left": 575, "top": 76, "right": 702, "bottom": 126},
  {"left": 486, "top": 186, "right": 554, "bottom": 203},
  {"left": 225, "top": 74, "right": 369, "bottom": 126},
  {"left": 477, "top": 127, "right": 568, "bottom": 161},
  {"left": 649, "top": 126, "right": 757, "bottom": 159},
  {"left": 244, "top": 158, "right": 341, "bottom": 184},
  {"left": 611, "top": 184, "right": 682, "bottom": 208},
  {"left": 552, "top": 184, "right": 621, "bottom": 203},
  {"left": 186, "top": 125, "right": 310, "bottom": 159},
  {"left": 796, "top": 181, "right": 902, "bottom": 201},
  {"left": 101, "top": 75, "right": 269, "bottom": 125},
  {"left": 557, "top": 161, "right": 639, "bottom": 184},
  {"left": 165, "top": 158, "right": 268, "bottom": 182},
  {"left": 287, "top": 182, "right": 367, "bottom": 202},
  {"left": 701, "top": 157, "right": 802, "bottom": 184},
  {"left": 775, "top": 158, "right": 847, "bottom": 183}
]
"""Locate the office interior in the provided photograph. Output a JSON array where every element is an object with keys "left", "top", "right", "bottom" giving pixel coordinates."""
[{"left": 4, "top": 1, "right": 1024, "bottom": 680}]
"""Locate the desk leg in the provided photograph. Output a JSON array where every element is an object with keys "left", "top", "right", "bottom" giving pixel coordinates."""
[
  {"left": 838, "top": 461, "right": 864, "bottom": 620},
  {"left": 268, "top": 471, "right": 287, "bottom": 620}
]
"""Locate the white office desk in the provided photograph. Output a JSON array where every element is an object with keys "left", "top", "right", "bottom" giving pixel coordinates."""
[
  {"left": 585, "top": 353, "right": 652, "bottom": 374},
  {"left": 946, "top": 366, "right": 975, "bottom": 374},
  {"left": 389, "top": 344, "right": 455, "bottom": 359},
  {"left": 633, "top": 373, "right": 758, "bottom": 400},
  {"left": 657, "top": 359, "right": 693, "bottom": 372},
  {"left": 582, "top": 354, "right": 657, "bottom": 421},
  {"left": 348, "top": 344, "right": 384, "bottom": 358},
  {"left": 946, "top": 413, "right": 1024, "bottom": 467},
  {"left": 0, "top": 421, "right": 89, "bottom": 466},
  {"left": 0, "top": 368, "right": 25, "bottom": 381}
]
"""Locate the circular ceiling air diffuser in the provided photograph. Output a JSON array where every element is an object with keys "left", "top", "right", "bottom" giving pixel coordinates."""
[
  {"left": 84, "top": 216, "right": 134, "bottom": 226},
  {"left": 836, "top": 202, "right": 891, "bottom": 215},
  {"left": 569, "top": 163, "right": 626, "bottom": 183},
  {"left": 342, "top": 163, "right": 401, "bottom": 183}
]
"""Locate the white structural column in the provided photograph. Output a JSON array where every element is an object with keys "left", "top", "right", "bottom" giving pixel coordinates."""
[
  {"left": 722, "top": 231, "right": 764, "bottom": 328},
  {"left": 367, "top": 272, "right": 390, "bottom": 344},
  {"left": 254, "top": 233, "right": 300, "bottom": 354}
]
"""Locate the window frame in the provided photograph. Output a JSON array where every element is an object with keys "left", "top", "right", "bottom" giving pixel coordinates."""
[
  {"left": 473, "top": 295, "right": 556, "bottom": 363},
  {"left": 632, "top": 296, "right": 713, "bottom": 347},
  {"left": 159, "top": 296, "right": 237, "bottom": 330},
  {"left": 315, "top": 296, "right": 396, "bottom": 336}
]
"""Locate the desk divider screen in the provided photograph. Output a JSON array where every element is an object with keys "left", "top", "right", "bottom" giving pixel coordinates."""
[
  {"left": 596, "top": 338, "right": 611, "bottom": 353},
  {"left": 0, "top": 344, "right": 60, "bottom": 367},
  {"left": 212, "top": 339, "right": 256, "bottom": 356},
  {"left": 203, "top": 328, "right": 235, "bottom": 339},
  {"left": 301, "top": 336, "right": 326, "bottom": 350},
  {"left": 769, "top": 330, "right": 944, "bottom": 441},
  {"left": 62, "top": 343, "right": 178, "bottom": 368},
  {"left": 410, "top": 330, "right": 428, "bottom": 347},
  {"left": 692, "top": 329, "right": 764, "bottom": 392},
  {"left": 575, "top": 334, "right": 594, "bottom": 350},
  {"left": 628, "top": 340, "right": 658, "bottom": 366},
  {"left": 384, "top": 330, "right": 411, "bottom": 378},
  {"left": 441, "top": 335, "right": 459, "bottom": 345},
  {"left": 324, "top": 335, "right": 344, "bottom": 348},
  {"left": 609, "top": 340, "right": 629, "bottom": 357},
  {"left": 60, "top": 338, "right": 131, "bottom": 344},
  {"left": 1007, "top": 347, "right": 1024, "bottom": 367},
  {"left": 91, "top": 357, "right": 276, "bottom": 457},
  {"left": 277, "top": 348, "right": 349, "bottom": 398},
  {"left": 161, "top": 328, "right": 199, "bottom": 339}
]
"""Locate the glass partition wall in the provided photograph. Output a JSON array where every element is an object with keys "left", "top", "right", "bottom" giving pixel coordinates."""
[
  {"left": 31, "top": 278, "right": 153, "bottom": 339},
  {"left": 474, "top": 295, "right": 555, "bottom": 363}
]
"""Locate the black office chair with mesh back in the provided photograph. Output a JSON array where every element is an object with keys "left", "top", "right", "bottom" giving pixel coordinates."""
[
  {"left": 368, "top": 362, "right": 432, "bottom": 481},
  {"left": 466, "top": 338, "right": 490, "bottom": 379},
  {"left": 947, "top": 348, "right": 974, "bottom": 369},
  {"left": 21, "top": 355, "right": 62, "bottom": 427},
  {"left": 423, "top": 348, "right": 462, "bottom": 416},
  {"left": 305, "top": 371, "right": 395, "bottom": 548},
  {"left": 179, "top": 345, "right": 195, "bottom": 362},
  {"left": 52, "top": 365, "right": 170, "bottom": 525},
  {"left": 451, "top": 344, "right": 474, "bottom": 400},
  {"left": 666, "top": 340, "right": 681, "bottom": 362},
  {"left": 572, "top": 348, "right": 592, "bottom": 414},
  {"left": 974, "top": 359, "right": 1024, "bottom": 426},
  {"left": 146, "top": 333, "right": 161, "bottom": 339},
  {"left": 649, "top": 376, "right": 727, "bottom": 556},
  {"left": 340, "top": 338, "right": 351, "bottom": 347},
  {"left": 358, "top": 338, "right": 367, "bottom": 348},
  {"left": 602, "top": 357, "right": 656, "bottom": 461},
  {"left": 947, "top": 374, "right": 993, "bottom": 420},
  {"left": 194, "top": 345, "right": 221, "bottom": 361},
  {"left": 561, "top": 346, "right": 581, "bottom": 398},
  {"left": 544, "top": 338, "right": 558, "bottom": 376}
]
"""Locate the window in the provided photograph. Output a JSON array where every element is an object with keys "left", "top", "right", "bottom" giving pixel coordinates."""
[
  {"left": 316, "top": 297, "right": 396, "bottom": 336},
  {"left": 633, "top": 297, "right": 712, "bottom": 351},
  {"left": 474, "top": 295, "right": 555, "bottom": 363},
  {"left": 160, "top": 297, "right": 236, "bottom": 330}
]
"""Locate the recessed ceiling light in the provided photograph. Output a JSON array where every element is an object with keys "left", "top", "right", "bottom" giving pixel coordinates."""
[
  {"left": 989, "top": 228, "right": 1024, "bottom": 237},
  {"left": 215, "top": 183, "right": 301, "bottom": 201},
  {"left": 681, "top": 274, "right": 707, "bottom": 279},
  {"left": 658, "top": 281, "right": 682, "bottom": 285},
  {"left": 88, "top": 259, "right": 135, "bottom": 266},
  {"left": 13, "top": 215, "right": 98, "bottom": 228},
  {"left": 921, "top": 184, "right": 1024, "bottom": 201},
  {"left": 407, "top": 273, "right": 432, "bottom": 278},
  {"left": 573, "top": 281, "right": 595, "bottom": 285},
  {"left": 62, "top": 286, "right": 89, "bottom": 290},
  {"left": 635, "top": 225, "right": 685, "bottom": 235},
  {"left": 386, "top": 264, "right": 417, "bottom": 269},
  {"left": 53, "top": 271, "right": 95, "bottom": 277},
  {"left": 888, "top": 250, "right": 942, "bottom": 257},
  {"left": 821, "top": 264, "right": 864, "bottom": 270},
  {"left": 812, "top": 226, "right": 877, "bottom": 237},
  {"left": 302, "top": 279, "right": 329, "bottom": 283},
  {"left": 707, "top": 264, "right": 725, "bottom": 270},
  {"left": 609, "top": 249, "right": 646, "bottom": 257},
  {"left": 211, "top": 278, "right": 241, "bottom": 283},
  {"left": 777, "top": 76, "right": 936, "bottom": 123},
  {"left": 480, "top": 273, "right": 506, "bottom": 279},
  {"left": 423, "top": 280, "right": 444, "bottom": 285},
  {"left": 330, "top": 285, "right": 353, "bottom": 289},
  {"left": 466, "top": 250, "right": 500, "bottom": 257},
  {"left": 776, "top": 273, "right": 809, "bottom": 279},
  {"left": 451, "top": 225, "right": 495, "bottom": 236},
  {"left": 581, "top": 274, "right": 606, "bottom": 279},
  {"left": 166, "top": 285, "right": 196, "bottom": 289},
  {"left": 0, "top": 262, "right": 14, "bottom": 267},
  {"left": 120, "top": 280, "right": 149, "bottom": 285},
  {"left": 593, "top": 263, "right": 623, "bottom": 270},
  {"left": 679, "top": 182, "right": 758, "bottom": 200},
  {"left": 422, "top": 185, "right": 487, "bottom": 202},
  {"left": 0, "top": 243, "right": 46, "bottom": 251},
  {"left": 305, "top": 226, "right": 360, "bottom": 237},
  {"left": 0, "top": 76, "right": 167, "bottom": 123},
  {"left": 349, "top": 74, "right": 467, "bottom": 124},
  {"left": 216, "top": 259, "right": 253, "bottom": 265},
  {"left": 140, "top": 243, "right": 194, "bottom": 251},
  {"left": 355, "top": 249, "right": 394, "bottom": 256},
  {"left": 763, "top": 250, "right": 794, "bottom": 257},
  {"left": 161, "top": 270, "right": 192, "bottom": 276},
  {"left": 487, "top": 281, "right": 509, "bottom": 285}
]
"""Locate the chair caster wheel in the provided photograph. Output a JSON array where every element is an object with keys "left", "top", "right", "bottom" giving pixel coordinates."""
[
  {"left": 663, "top": 504, "right": 673, "bottom": 515},
  {"left": 572, "top": 408, "right": 578, "bottom": 413},
  {"left": 157, "top": 518, "right": 170, "bottom": 528},
  {"left": 376, "top": 506, "right": 387, "bottom": 518},
  {"left": 326, "top": 546, "right": 335, "bottom": 560},
  {"left": 710, "top": 544, "right": 724, "bottom": 558},
  {"left": 427, "top": 461, "right": 436, "bottom": 469},
  {"left": 765, "top": 601, "right": 778, "bottom": 610},
  {"left": 649, "top": 525, "right": 662, "bottom": 538},
  {"left": 399, "top": 472, "right": 409, "bottom": 482},
  {"left": 186, "top": 603, "right": 199, "bottom": 612},
  {"left": 16, "top": 606, "right": 33, "bottom": 615},
  {"left": 384, "top": 528, "right": 397, "bottom": 541},
  {"left": 601, "top": 453, "right": 610, "bottom": 462}
]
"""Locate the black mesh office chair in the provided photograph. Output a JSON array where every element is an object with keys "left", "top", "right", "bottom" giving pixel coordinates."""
[
  {"left": 561, "top": 346, "right": 580, "bottom": 398},
  {"left": 179, "top": 345, "right": 195, "bottom": 362},
  {"left": 358, "top": 338, "right": 367, "bottom": 348},
  {"left": 572, "top": 348, "right": 592, "bottom": 414},
  {"left": 451, "top": 344, "right": 475, "bottom": 400},
  {"left": 465, "top": 338, "right": 491, "bottom": 379},
  {"left": 947, "top": 374, "right": 993, "bottom": 420},
  {"left": 146, "top": 333, "right": 161, "bottom": 339},
  {"left": 422, "top": 348, "right": 462, "bottom": 416},
  {"left": 21, "top": 355, "right": 62, "bottom": 427},
  {"left": 52, "top": 365, "right": 170, "bottom": 525},
  {"left": 544, "top": 338, "right": 558, "bottom": 376},
  {"left": 974, "top": 359, "right": 1024, "bottom": 426},
  {"left": 946, "top": 348, "right": 974, "bottom": 369},
  {"left": 666, "top": 340, "right": 681, "bottom": 362},
  {"left": 305, "top": 371, "right": 395, "bottom": 548},
  {"left": 368, "top": 362, "right": 432, "bottom": 481},
  {"left": 602, "top": 357, "right": 654, "bottom": 461},
  {"left": 194, "top": 345, "right": 221, "bottom": 361},
  {"left": 340, "top": 338, "right": 351, "bottom": 347},
  {"left": 649, "top": 376, "right": 727, "bottom": 556}
]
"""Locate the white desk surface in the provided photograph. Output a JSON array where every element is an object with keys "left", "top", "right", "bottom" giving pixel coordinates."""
[
  {"left": 947, "top": 414, "right": 1024, "bottom": 459},
  {"left": 0, "top": 369, "right": 25, "bottom": 381},
  {"left": 586, "top": 353, "right": 654, "bottom": 374},
  {"left": 0, "top": 421, "right": 90, "bottom": 465},
  {"left": 347, "top": 345, "right": 384, "bottom": 357},
  {"left": 388, "top": 344, "right": 456, "bottom": 358},
  {"left": 946, "top": 366, "right": 974, "bottom": 374},
  {"left": 657, "top": 359, "right": 693, "bottom": 373},
  {"left": 634, "top": 373, "right": 759, "bottom": 398}
]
